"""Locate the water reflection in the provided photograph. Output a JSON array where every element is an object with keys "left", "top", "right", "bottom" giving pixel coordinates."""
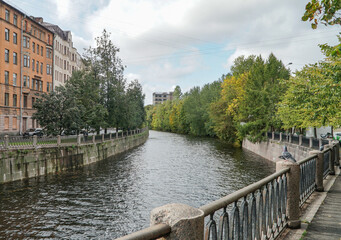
[{"left": 0, "top": 130, "right": 275, "bottom": 238}]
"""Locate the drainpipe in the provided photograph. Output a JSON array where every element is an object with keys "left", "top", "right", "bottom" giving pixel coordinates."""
[{"left": 19, "top": 15, "right": 26, "bottom": 135}]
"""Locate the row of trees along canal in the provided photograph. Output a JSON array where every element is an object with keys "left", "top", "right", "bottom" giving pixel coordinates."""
[
  {"left": 146, "top": 42, "right": 341, "bottom": 146},
  {"left": 33, "top": 30, "right": 145, "bottom": 135}
]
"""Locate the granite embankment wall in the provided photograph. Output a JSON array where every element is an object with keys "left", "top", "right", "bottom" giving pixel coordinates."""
[
  {"left": 0, "top": 131, "right": 149, "bottom": 184},
  {"left": 242, "top": 138, "right": 312, "bottom": 162}
]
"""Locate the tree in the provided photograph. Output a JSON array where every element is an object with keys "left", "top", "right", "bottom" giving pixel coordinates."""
[
  {"left": 65, "top": 70, "right": 107, "bottom": 133},
  {"left": 125, "top": 80, "right": 146, "bottom": 129},
  {"left": 33, "top": 87, "right": 82, "bottom": 135},
  {"left": 84, "top": 29, "right": 126, "bottom": 132},
  {"left": 302, "top": 0, "right": 341, "bottom": 28},
  {"left": 237, "top": 54, "right": 290, "bottom": 142},
  {"left": 278, "top": 54, "right": 341, "bottom": 130},
  {"left": 302, "top": 1, "right": 341, "bottom": 56}
]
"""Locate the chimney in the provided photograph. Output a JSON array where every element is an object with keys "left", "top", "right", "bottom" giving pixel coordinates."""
[{"left": 33, "top": 17, "right": 43, "bottom": 23}]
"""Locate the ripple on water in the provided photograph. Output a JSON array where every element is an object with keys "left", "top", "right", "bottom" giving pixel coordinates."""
[{"left": 0, "top": 130, "right": 275, "bottom": 238}]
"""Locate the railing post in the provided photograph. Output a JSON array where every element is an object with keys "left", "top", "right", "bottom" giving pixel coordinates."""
[
  {"left": 109, "top": 133, "right": 112, "bottom": 140},
  {"left": 33, "top": 135, "right": 37, "bottom": 147},
  {"left": 289, "top": 133, "right": 292, "bottom": 143},
  {"left": 57, "top": 135, "right": 61, "bottom": 146},
  {"left": 324, "top": 145, "right": 335, "bottom": 175},
  {"left": 310, "top": 150, "right": 324, "bottom": 192},
  {"left": 299, "top": 135, "right": 303, "bottom": 146},
  {"left": 333, "top": 143, "right": 339, "bottom": 166},
  {"left": 116, "top": 131, "right": 118, "bottom": 138},
  {"left": 4, "top": 135, "right": 9, "bottom": 149},
  {"left": 279, "top": 132, "right": 282, "bottom": 142},
  {"left": 309, "top": 137, "right": 313, "bottom": 148},
  {"left": 102, "top": 133, "right": 104, "bottom": 142},
  {"left": 272, "top": 131, "right": 275, "bottom": 140},
  {"left": 276, "top": 160, "right": 301, "bottom": 229},
  {"left": 335, "top": 142, "right": 340, "bottom": 166},
  {"left": 319, "top": 138, "right": 322, "bottom": 148},
  {"left": 77, "top": 135, "right": 81, "bottom": 146},
  {"left": 92, "top": 135, "right": 96, "bottom": 144},
  {"left": 150, "top": 203, "right": 204, "bottom": 239}
]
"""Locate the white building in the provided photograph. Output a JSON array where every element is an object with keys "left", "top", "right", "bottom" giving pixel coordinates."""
[{"left": 35, "top": 18, "right": 84, "bottom": 89}]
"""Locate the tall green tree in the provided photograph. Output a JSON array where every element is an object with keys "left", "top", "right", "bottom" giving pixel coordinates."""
[
  {"left": 33, "top": 86, "right": 82, "bottom": 135},
  {"left": 125, "top": 80, "right": 146, "bottom": 129},
  {"left": 84, "top": 29, "right": 126, "bottom": 132}
]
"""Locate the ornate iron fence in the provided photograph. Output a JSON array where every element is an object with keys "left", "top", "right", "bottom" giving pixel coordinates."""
[
  {"left": 199, "top": 168, "right": 289, "bottom": 240},
  {"left": 301, "top": 136, "right": 310, "bottom": 147},
  {"left": 37, "top": 136, "right": 58, "bottom": 146},
  {"left": 60, "top": 135, "right": 78, "bottom": 144},
  {"left": 298, "top": 155, "right": 316, "bottom": 206},
  {"left": 8, "top": 136, "right": 34, "bottom": 148}
]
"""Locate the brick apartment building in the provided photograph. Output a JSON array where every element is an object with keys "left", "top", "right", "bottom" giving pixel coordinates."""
[{"left": 0, "top": 0, "right": 53, "bottom": 135}]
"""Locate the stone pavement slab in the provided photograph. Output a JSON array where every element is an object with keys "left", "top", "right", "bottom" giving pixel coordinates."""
[{"left": 304, "top": 175, "right": 341, "bottom": 239}]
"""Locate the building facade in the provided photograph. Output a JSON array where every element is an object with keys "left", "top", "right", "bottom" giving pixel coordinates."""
[
  {"left": 0, "top": 1, "right": 53, "bottom": 135},
  {"left": 152, "top": 92, "right": 173, "bottom": 105},
  {"left": 38, "top": 20, "right": 83, "bottom": 89}
]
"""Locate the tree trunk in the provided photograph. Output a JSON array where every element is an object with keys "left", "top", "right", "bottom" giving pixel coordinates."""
[{"left": 314, "top": 127, "right": 317, "bottom": 138}]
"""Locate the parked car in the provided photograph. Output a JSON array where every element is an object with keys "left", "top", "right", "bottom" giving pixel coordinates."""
[{"left": 23, "top": 128, "right": 44, "bottom": 137}]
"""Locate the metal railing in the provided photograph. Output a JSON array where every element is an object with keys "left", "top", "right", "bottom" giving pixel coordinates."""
[
  {"left": 8, "top": 135, "right": 34, "bottom": 148},
  {"left": 199, "top": 168, "right": 289, "bottom": 240},
  {"left": 0, "top": 128, "right": 148, "bottom": 150},
  {"left": 298, "top": 155, "right": 317, "bottom": 206},
  {"left": 37, "top": 136, "right": 58, "bottom": 146},
  {"left": 323, "top": 149, "right": 331, "bottom": 178}
]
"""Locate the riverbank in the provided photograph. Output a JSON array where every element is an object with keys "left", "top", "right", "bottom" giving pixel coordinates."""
[{"left": 0, "top": 130, "right": 149, "bottom": 184}]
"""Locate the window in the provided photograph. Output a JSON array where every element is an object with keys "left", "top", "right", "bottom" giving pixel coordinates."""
[
  {"left": 46, "top": 64, "right": 51, "bottom": 75},
  {"left": 40, "top": 81, "right": 42, "bottom": 91},
  {"left": 47, "top": 82, "right": 50, "bottom": 92},
  {"left": 23, "top": 75, "right": 27, "bottom": 87},
  {"left": 24, "top": 95, "right": 27, "bottom": 108},
  {"left": 5, "top": 49, "right": 9, "bottom": 62},
  {"left": 5, "top": 28, "right": 9, "bottom": 41},
  {"left": 35, "top": 80, "right": 38, "bottom": 90},
  {"left": 27, "top": 56, "right": 30, "bottom": 68},
  {"left": 32, "top": 97, "right": 35, "bottom": 107},
  {"left": 32, "top": 42, "right": 35, "bottom": 52},
  {"left": 13, "top": 14, "right": 17, "bottom": 26},
  {"left": 5, "top": 93, "right": 9, "bottom": 106},
  {"left": 24, "top": 20, "right": 27, "bottom": 31},
  {"left": 5, "top": 9, "right": 9, "bottom": 21},
  {"left": 12, "top": 117, "right": 17, "bottom": 129},
  {"left": 27, "top": 76, "right": 30, "bottom": 88},
  {"left": 36, "top": 61, "right": 39, "bottom": 73},
  {"left": 32, "top": 59, "right": 35, "bottom": 71},
  {"left": 13, "top": 73, "right": 17, "bottom": 86},
  {"left": 13, "top": 94, "right": 17, "bottom": 107},
  {"left": 37, "top": 44, "right": 39, "bottom": 54},
  {"left": 13, "top": 52, "right": 17, "bottom": 65},
  {"left": 32, "top": 79, "right": 34, "bottom": 89},
  {"left": 41, "top": 63, "right": 43, "bottom": 74},
  {"left": 24, "top": 55, "right": 28, "bottom": 67},
  {"left": 5, "top": 71, "right": 9, "bottom": 84},
  {"left": 13, "top": 32, "right": 17, "bottom": 44},
  {"left": 41, "top": 46, "right": 43, "bottom": 56},
  {"left": 23, "top": 36, "right": 30, "bottom": 48}
]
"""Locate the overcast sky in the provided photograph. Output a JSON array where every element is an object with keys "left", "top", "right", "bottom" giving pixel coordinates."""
[{"left": 9, "top": 0, "right": 340, "bottom": 104}]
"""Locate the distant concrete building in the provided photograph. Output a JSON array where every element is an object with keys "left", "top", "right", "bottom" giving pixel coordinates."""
[
  {"left": 35, "top": 18, "right": 84, "bottom": 89},
  {"left": 153, "top": 92, "right": 173, "bottom": 105}
]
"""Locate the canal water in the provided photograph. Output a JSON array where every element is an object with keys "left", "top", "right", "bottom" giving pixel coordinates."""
[{"left": 0, "top": 130, "right": 275, "bottom": 239}]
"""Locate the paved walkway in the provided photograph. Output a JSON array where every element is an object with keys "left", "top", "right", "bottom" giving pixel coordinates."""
[{"left": 304, "top": 174, "right": 341, "bottom": 239}]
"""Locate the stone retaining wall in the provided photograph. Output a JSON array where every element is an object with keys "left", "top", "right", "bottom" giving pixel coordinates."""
[
  {"left": 242, "top": 138, "right": 311, "bottom": 162},
  {"left": 0, "top": 131, "right": 149, "bottom": 183}
]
